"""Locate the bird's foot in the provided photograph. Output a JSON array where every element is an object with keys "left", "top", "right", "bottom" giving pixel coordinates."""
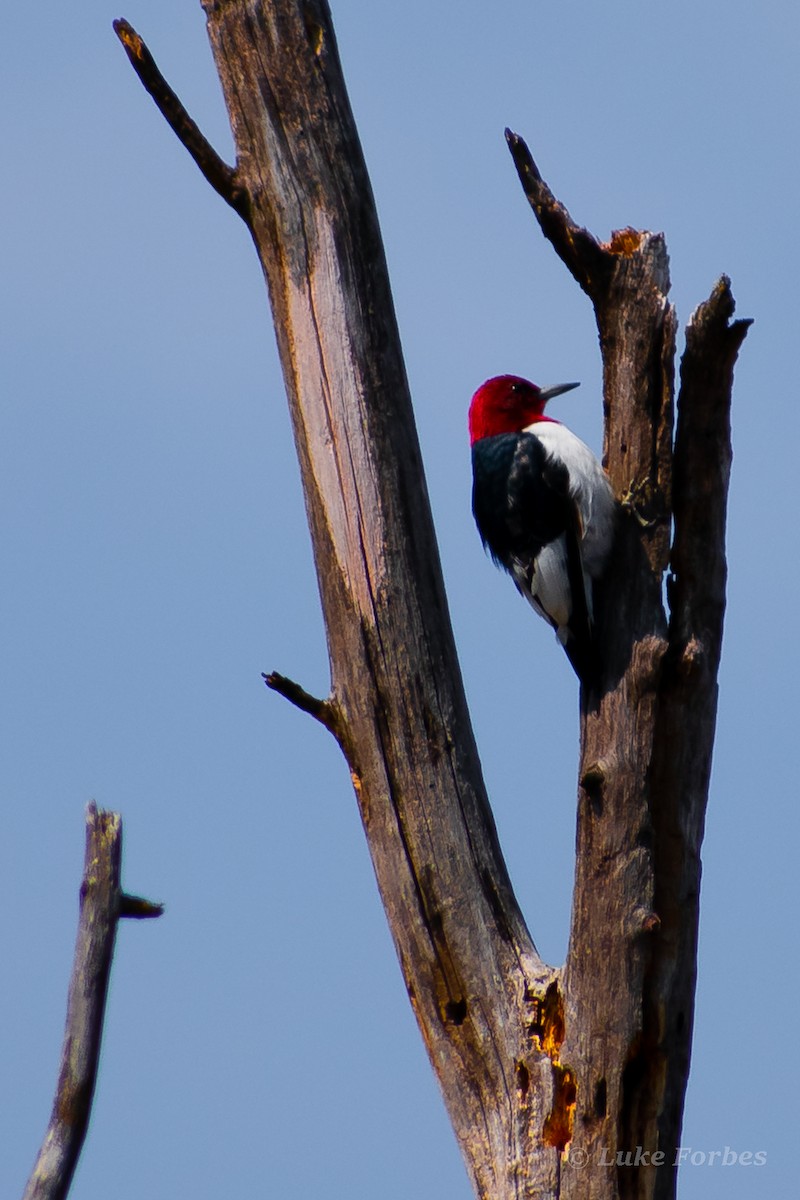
[{"left": 620, "top": 476, "right": 659, "bottom": 528}]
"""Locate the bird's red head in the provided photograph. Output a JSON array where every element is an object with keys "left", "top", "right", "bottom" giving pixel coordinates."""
[{"left": 468, "top": 375, "right": 580, "bottom": 444}]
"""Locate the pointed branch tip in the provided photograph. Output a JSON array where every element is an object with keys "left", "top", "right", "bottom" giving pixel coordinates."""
[
  {"left": 689, "top": 276, "right": 753, "bottom": 343},
  {"left": 504, "top": 128, "right": 542, "bottom": 182},
  {"left": 113, "top": 18, "right": 250, "bottom": 220},
  {"left": 119, "top": 893, "right": 165, "bottom": 919},
  {"left": 505, "top": 128, "right": 610, "bottom": 299},
  {"left": 262, "top": 671, "right": 340, "bottom": 736}
]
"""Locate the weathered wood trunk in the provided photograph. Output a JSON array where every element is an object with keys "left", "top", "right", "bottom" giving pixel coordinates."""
[
  {"left": 116, "top": 3, "right": 750, "bottom": 1196},
  {"left": 197, "top": 3, "right": 562, "bottom": 1195},
  {"left": 23, "top": 807, "right": 162, "bottom": 1200}
]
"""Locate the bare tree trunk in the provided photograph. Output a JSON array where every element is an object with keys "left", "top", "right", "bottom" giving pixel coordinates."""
[
  {"left": 506, "top": 142, "right": 749, "bottom": 1199},
  {"left": 116, "top": 4, "right": 749, "bottom": 1197},
  {"left": 23, "top": 805, "right": 162, "bottom": 1200}
]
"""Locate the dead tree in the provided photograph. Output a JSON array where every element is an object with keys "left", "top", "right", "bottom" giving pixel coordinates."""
[
  {"left": 23, "top": 805, "right": 162, "bottom": 1200},
  {"left": 115, "top": 4, "right": 749, "bottom": 1198}
]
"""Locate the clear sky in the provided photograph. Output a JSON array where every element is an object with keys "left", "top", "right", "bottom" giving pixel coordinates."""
[{"left": 2, "top": 3, "right": 795, "bottom": 1198}]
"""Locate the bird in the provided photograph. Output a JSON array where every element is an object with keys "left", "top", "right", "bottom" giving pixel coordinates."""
[{"left": 469, "top": 374, "right": 616, "bottom": 684}]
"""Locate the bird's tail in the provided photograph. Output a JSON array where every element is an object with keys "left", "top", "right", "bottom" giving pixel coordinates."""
[{"left": 561, "top": 512, "right": 600, "bottom": 690}]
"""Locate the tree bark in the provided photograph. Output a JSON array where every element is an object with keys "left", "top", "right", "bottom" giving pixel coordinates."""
[
  {"left": 116, "top": 5, "right": 750, "bottom": 1197},
  {"left": 506, "top": 137, "right": 750, "bottom": 1199},
  {"left": 23, "top": 805, "right": 162, "bottom": 1200}
]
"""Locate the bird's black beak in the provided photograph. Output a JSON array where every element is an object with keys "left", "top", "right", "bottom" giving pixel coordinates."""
[{"left": 539, "top": 381, "right": 580, "bottom": 402}]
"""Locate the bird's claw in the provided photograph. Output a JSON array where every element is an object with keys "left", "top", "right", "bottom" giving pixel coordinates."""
[{"left": 620, "top": 477, "right": 659, "bottom": 528}]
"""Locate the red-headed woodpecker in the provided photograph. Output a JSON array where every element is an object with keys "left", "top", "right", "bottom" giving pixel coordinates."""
[{"left": 469, "top": 374, "right": 615, "bottom": 683}]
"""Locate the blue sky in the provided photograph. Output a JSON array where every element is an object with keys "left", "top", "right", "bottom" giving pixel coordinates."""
[{"left": 2, "top": 3, "right": 796, "bottom": 1198}]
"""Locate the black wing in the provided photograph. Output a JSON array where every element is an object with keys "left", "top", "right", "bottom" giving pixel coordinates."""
[
  {"left": 472, "top": 432, "right": 597, "bottom": 685},
  {"left": 471, "top": 432, "right": 572, "bottom": 571}
]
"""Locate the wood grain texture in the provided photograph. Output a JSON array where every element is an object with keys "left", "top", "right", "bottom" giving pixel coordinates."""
[
  {"left": 199, "top": 3, "right": 563, "bottom": 1196},
  {"left": 116, "top": 6, "right": 749, "bottom": 1196},
  {"left": 644, "top": 279, "right": 751, "bottom": 1200},
  {"left": 510, "top": 135, "right": 748, "bottom": 1198}
]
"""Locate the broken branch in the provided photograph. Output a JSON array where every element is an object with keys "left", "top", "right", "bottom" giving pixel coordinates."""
[
  {"left": 113, "top": 18, "right": 249, "bottom": 219},
  {"left": 505, "top": 128, "right": 612, "bottom": 298},
  {"left": 262, "top": 671, "right": 341, "bottom": 737}
]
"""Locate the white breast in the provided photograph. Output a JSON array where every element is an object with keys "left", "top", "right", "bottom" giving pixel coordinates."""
[{"left": 525, "top": 421, "right": 616, "bottom": 576}]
